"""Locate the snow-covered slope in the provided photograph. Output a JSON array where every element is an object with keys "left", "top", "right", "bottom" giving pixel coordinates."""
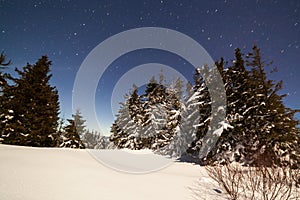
[{"left": 0, "top": 144, "right": 227, "bottom": 200}]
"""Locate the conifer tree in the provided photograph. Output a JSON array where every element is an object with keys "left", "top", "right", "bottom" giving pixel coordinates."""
[
  {"left": 245, "top": 45, "right": 299, "bottom": 167},
  {"left": 60, "top": 119, "right": 85, "bottom": 149},
  {"left": 1, "top": 56, "right": 60, "bottom": 147},
  {"left": 60, "top": 111, "right": 86, "bottom": 149},
  {"left": 208, "top": 50, "right": 251, "bottom": 163},
  {"left": 0, "top": 52, "right": 11, "bottom": 143},
  {"left": 73, "top": 110, "right": 86, "bottom": 137},
  {"left": 110, "top": 90, "right": 144, "bottom": 150},
  {"left": 189, "top": 67, "right": 212, "bottom": 157},
  {"left": 158, "top": 81, "right": 198, "bottom": 158},
  {"left": 143, "top": 77, "right": 181, "bottom": 150},
  {"left": 205, "top": 46, "right": 299, "bottom": 167}
]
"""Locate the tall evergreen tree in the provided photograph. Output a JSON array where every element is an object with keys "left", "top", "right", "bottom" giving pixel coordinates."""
[
  {"left": 1, "top": 56, "right": 60, "bottom": 147},
  {"left": 245, "top": 45, "right": 299, "bottom": 167},
  {"left": 0, "top": 51, "right": 11, "bottom": 143},
  {"left": 189, "top": 67, "right": 212, "bottom": 157},
  {"left": 158, "top": 80, "right": 199, "bottom": 159},
  {"left": 207, "top": 50, "right": 251, "bottom": 163},
  {"left": 143, "top": 77, "right": 182, "bottom": 150},
  {"left": 110, "top": 89, "right": 144, "bottom": 150}
]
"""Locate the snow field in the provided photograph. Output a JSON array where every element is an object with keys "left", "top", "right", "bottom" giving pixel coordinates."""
[{"left": 0, "top": 144, "right": 227, "bottom": 200}]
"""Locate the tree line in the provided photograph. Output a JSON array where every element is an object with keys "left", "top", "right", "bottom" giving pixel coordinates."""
[
  {"left": 0, "top": 45, "right": 299, "bottom": 167},
  {"left": 110, "top": 46, "right": 300, "bottom": 168}
]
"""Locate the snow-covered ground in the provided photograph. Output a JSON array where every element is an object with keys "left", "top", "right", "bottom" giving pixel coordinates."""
[{"left": 0, "top": 144, "right": 227, "bottom": 200}]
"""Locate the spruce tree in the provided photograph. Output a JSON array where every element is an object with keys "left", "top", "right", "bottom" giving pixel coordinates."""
[
  {"left": 60, "top": 111, "right": 86, "bottom": 149},
  {"left": 188, "top": 67, "right": 212, "bottom": 159},
  {"left": 73, "top": 110, "right": 86, "bottom": 137},
  {"left": 158, "top": 80, "right": 199, "bottom": 159},
  {"left": 206, "top": 46, "right": 299, "bottom": 167},
  {"left": 1, "top": 56, "right": 60, "bottom": 147},
  {"left": 60, "top": 119, "right": 85, "bottom": 149},
  {"left": 0, "top": 51, "right": 11, "bottom": 143},
  {"left": 143, "top": 76, "right": 182, "bottom": 150},
  {"left": 245, "top": 45, "right": 299, "bottom": 167},
  {"left": 110, "top": 90, "right": 144, "bottom": 150},
  {"left": 208, "top": 50, "right": 251, "bottom": 163}
]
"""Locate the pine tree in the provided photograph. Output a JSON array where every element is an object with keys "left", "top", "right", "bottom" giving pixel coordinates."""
[
  {"left": 157, "top": 81, "right": 198, "bottom": 159},
  {"left": 207, "top": 50, "right": 251, "bottom": 164},
  {"left": 206, "top": 46, "right": 299, "bottom": 167},
  {"left": 73, "top": 110, "right": 86, "bottom": 137},
  {"left": 186, "top": 66, "right": 213, "bottom": 160},
  {"left": 1, "top": 56, "right": 60, "bottom": 147},
  {"left": 128, "top": 85, "right": 144, "bottom": 125},
  {"left": 60, "top": 119, "right": 85, "bottom": 149},
  {"left": 143, "top": 76, "right": 182, "bottom": 150},
  {"left": 60, "top": 111, "right": 86, "bottom": 149},
  {"left": 110, "top": 90, "right": 144, "bottom": 150},
  {"left": 0, "top": 52, "right": 11, "bottom": 143},
  {"left": 245, "top": 45, "right": 299, "bottom": 167}
]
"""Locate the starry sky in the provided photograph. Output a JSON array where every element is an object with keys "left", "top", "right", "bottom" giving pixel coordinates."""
[{"left": 1, "top": 0, "right": 299, "bottom": 135}]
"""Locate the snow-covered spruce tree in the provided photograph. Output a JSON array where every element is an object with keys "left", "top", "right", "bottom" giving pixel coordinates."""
[
  {"left": 245, "top": 45, "right": 300, "bottom": 167},
  {"left": 141, "top": 77, "right": 165, "bottom": 149},
  {"left": 60, "top": 118, "right": 85, "bottom": 149},
  {"left": 0, "top": 52, "right": 11, "bottom": 142},
  {"left": 157, "top": 79, "right": 199, "bottom": 159},
  {"left": 110, "top": 88, "right": 144, "bottom": 150},
  {"left": 191, "top": 65, "right": 231, "bottom": 165},
  {"left": 180, "top": 67, "right": 213, "bottom": 162},
  {"left": 128, "top": 84, "right": 144, "bottom": 125},
  {"left": 1, "top": 56, "right": 60, "bottom": 147},
  {"left": 206, "top": 49, "right": 252, "bottom": 164},
  {"left": 152, "top": 82, "right": 182, "bottom": 152},
  {"left": 142, "top": 76, "right": 182, "bottom": 150}
]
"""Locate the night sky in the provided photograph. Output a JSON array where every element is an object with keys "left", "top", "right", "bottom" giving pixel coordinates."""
[{"left": 1, "top": 0, "right": 299, "bottom": 135}]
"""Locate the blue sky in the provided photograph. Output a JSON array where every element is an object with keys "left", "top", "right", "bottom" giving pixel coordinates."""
[{"left": 1, "top": 0, "right": 300, "bottom": 134}]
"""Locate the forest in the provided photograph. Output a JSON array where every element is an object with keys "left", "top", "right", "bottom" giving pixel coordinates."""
[{"left": 0, "top": 46, "right": 299, "bottom": 168}]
